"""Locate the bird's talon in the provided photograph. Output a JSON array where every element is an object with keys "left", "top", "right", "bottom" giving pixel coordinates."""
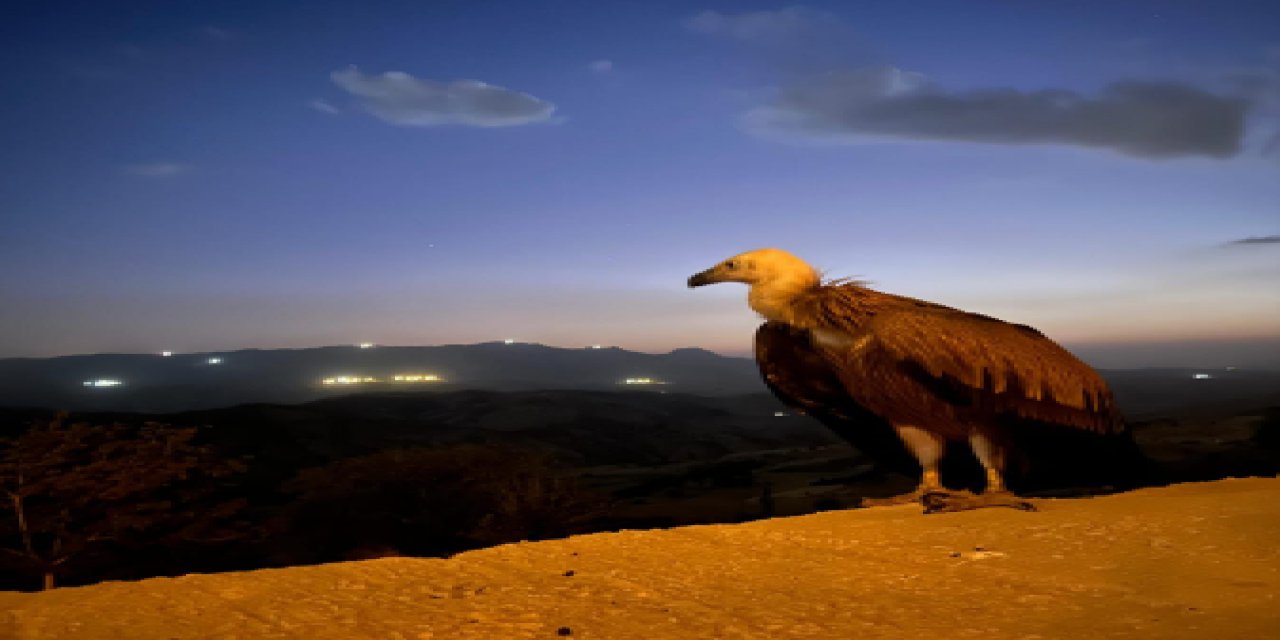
[
  {"left": 859, "top": 488, "right": 929, "bottom": 507},
  {"left": 922, "top": 490, "right": 1038, "bottom": 514}
]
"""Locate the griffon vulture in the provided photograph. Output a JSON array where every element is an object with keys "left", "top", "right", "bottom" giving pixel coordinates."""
[{"left": 688, "top": 248, "right": 1132, "bottom": 512}]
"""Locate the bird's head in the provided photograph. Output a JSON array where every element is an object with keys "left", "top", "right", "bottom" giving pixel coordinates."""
[{"left": 687, "top": 248, "right": 820, "bottom": 290}]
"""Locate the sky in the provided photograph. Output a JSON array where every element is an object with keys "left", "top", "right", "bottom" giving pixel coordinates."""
[{"left": 2, "top": 0, "right": 1278, "bottom": 367}]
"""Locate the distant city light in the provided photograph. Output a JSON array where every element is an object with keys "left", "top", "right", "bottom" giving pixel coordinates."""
[
  {"left": 321, "top": 373, "right": 444, "bottom": 386},
  {"left": 623, "top": 377, "right": 665, "bottom": 385},
  {"left": 774, "top": 411, "right": 787, "bottom": 417},
  {"left": 590, "top": 344, "right": 603, "bottom": 349},
  {"left": 83, "top": 379, "right": 123, "bottom": 388},
  {"left": 503, "top": 339, "right": 516, "bottom": 345},
  {"left": 1193, "top": 373, "right": 1212, "bottom": 380},
  {"left": 160, "top": 351, "right": 173, "bottom": 357},
  {"left": 322, "top": 375, "right": 380, "bottom": 386},
  {"left": 358, "top": 342, "right": 375, "bottom": 349},
  {"left": 207, "top": 357, "right": 223, "bottom": 365}
]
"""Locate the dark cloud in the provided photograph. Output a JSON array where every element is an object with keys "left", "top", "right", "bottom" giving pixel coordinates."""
[
  {"left": 683, "top": 9, "right": 1251, "bottom": 158},
  {"left": 744, "top": 67, "right": 1248, "bottom": 158},
  {"left": 1227, "top": 235, "right": 1280, "bottom": 245},
  {"left": 330, "top": 66, "right": 555, "bottom": 128}
]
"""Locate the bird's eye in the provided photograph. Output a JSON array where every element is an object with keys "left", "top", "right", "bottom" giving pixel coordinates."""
[{"left": 725, "top": 260, "right": 737, "bottom": 269}]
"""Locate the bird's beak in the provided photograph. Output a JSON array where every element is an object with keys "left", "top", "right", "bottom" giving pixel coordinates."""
[{"left": 687, "top": 266, "right": 722, "bottom": 288}]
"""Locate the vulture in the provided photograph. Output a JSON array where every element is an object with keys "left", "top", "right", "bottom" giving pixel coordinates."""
[{"left": 688, "top": 248, "right": 1134, "bottom": 513}]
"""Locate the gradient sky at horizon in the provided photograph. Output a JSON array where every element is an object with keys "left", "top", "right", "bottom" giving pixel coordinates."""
[{"left": 2, "top": 1, "right": 1278, "bottom": 367}]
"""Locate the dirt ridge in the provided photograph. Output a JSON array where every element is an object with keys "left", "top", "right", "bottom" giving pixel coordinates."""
[{"left": 3, "top": 477, "right": 1278, "bottom": 639}]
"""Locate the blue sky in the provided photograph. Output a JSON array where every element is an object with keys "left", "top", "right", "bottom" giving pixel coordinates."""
[{"left": 2, "top": 1, "right": 1278, "bottom": 366}]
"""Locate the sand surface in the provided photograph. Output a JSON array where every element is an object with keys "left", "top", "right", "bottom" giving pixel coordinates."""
[{"left": 3, "top": 477, "right": 1278, "bottom": 639}]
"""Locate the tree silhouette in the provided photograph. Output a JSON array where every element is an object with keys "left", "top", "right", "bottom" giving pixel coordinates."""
[{"left": 0, "top": 414, "right": 249, "bottom": 590}]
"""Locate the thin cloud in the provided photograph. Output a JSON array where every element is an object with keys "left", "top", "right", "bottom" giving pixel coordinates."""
[
  {"left": 117, "top": 44, "right": 145, "bottom": 60},
  {"left": 122, "top": 163, "right": 189, "bottom": 177},
  {"left": 202, "top": 26, "right": 233, "bottom": 40},
  {"left": 743, "top": 66, "right": 1248, "bottom": 159},
  {"left": 66, "top": 65, "right": 126, "bottom": 81},
  {"left": 682, "top": 6, "right": 868, "bottom": 68},
  {"left": 308, "top": 98, "right": 341, "bottom": 115},
  {"left": 1225, "top": 63, "right": 1280, "bottom": 157},
  {"left": 589, "top": 59, "right": 613, "bottom": 74},
  {"left": 1226, "top": 235, "right": 1280, "bottom": 245},
  {"left": 682, "top": 6, "right": 837, "bottom": 44},
  {"left": 330, "top": 65, "right": 556, "bottom": 128}
]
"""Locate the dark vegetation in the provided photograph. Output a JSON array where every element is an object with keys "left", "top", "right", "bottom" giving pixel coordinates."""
[
  {"left": 0, "top": 416, "right": 248, "bottom": 590},
  {"left": 1, "top": 381, "right": 1277, "bottom": 592},
  {"left": 0, "top": 390, "right": 837, "bottom": 590}
]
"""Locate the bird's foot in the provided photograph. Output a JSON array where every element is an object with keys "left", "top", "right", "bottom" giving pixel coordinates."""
[
  {"left": 859, "top": 486, "right": 936, "bottom": 508},
  {"left": 921, "top": 490, "right": 1037, "bottom": 514}
]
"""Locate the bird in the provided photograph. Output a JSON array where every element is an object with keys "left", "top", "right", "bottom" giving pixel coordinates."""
[{"left": 687, "top": 248, "right": 1132, "bottom": 513}]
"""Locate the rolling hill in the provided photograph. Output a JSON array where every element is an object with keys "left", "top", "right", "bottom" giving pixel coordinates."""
[{"left": 2, "top": 342, "right": 1277, "bottom": 414}]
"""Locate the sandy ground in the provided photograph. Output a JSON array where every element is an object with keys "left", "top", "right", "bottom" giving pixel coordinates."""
[{"left": 2, "top": 477, "right": 1278, "bottom": 640}]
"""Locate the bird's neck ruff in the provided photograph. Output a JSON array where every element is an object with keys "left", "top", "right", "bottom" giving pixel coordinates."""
[{"left": 748, "top": 275, "right": 822, "bottom": 325}]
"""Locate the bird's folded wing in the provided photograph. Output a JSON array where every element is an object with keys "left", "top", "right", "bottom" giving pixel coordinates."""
[{"left": 807, "top": 290, "right": 1123, "bottom": 435}]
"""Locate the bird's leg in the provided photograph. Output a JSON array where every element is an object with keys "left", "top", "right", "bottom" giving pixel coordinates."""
[
  {"left": 861, "top": 426, "right": 953, "bottom": 507},
  {"left": 922, "top": 433, "right": 1036, "bottom": 514}
]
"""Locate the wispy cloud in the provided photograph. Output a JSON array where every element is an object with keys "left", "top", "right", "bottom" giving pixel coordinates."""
[
  {"left": 330, "top": 65, "right": 556, "bottom": 128},
  {"left": 308, "top": 98, "right": 341, "bottom": 115},
  {"left": 682, "top": 6, "right": 868, "bottom": 68},
  {"left": 1224, "top": 56, "right": 1280, "bottom": 158},
  {"left": 201, "top": 26, "right": 233, "bottom": 40},
  {"left": 682, "top": 6, "right": 838, "bottom": 45},
  {"left": 116, "top": 44, "right": 145, "bottom": 60},
  {"left": 122, "top": 162, "right": 189, "bottom": 177},
  {"left": 744, "top": 67, "right": 1248, "bottom": 158},
  {"left": 1226, "top": 235, "right": 1280, "bottom": 245},
  {"left": 589, "top": 59, "right": 613, "bottom": 74}
]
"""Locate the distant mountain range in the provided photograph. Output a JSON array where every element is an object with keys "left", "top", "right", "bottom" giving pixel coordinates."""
[
  {"left": 0, "top": 342, "right": 763, "bottom": 412},
  {"left": 1, "top": 341, "right": 1276, "bottom": 414}
]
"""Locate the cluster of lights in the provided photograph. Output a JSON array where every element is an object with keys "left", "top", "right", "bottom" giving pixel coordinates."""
[
  {"left": 358, "top": 343, "right": 376, "bottom": 349},
  {"left": 83, "top": 379, "right": 123, "bottom": 388},
  {"left": 161, "top": 351, "right": 173, "bottom": 357},
  {"left": 322, "top": 373, "right": 444, "bottom": 386},
  {"left": 207, "top": 357, "right": 223, "bottom": 365},
  {"left": 1193, "top": 373, "right": 1212, "bottom": 380},
  {"left": 623, "top": 377, "right": 665, "bottom": 385},
  {"left": 503, "top": 339, "right": 516, "bottom": 345},
  {"left": 322, "top": 375, "right": 379, "bottom": 386}
]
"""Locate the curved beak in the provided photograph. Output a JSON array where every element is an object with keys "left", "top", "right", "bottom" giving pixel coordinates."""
[{"left": 687, "top": 267, "right": 721, "bottom": 288}]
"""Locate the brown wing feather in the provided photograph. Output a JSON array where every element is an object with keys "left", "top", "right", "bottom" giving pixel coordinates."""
[
  {"left": 753, "top": 322, "right": 917, "bottom": 473},
  {"left": 790, "top": 284, "right": 1124, "bottom": 436}
]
